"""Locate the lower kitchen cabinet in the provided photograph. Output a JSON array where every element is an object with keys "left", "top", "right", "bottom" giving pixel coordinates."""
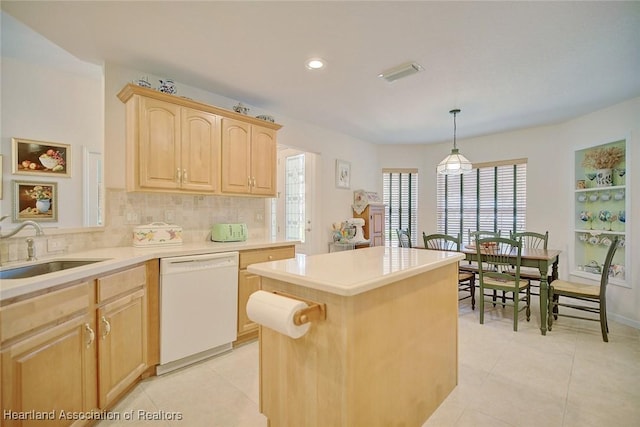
[
  {"left": 96, "top": 264, "right": 148, "bottom": 408},
  {"left": 97, "top": 290, "right": 147, "bottom": 408},
  {"left": 0, "top": 263, "right": 151, "bottom": 426},
  {"left": 0, "top": 282, "right": 97, "bottom": 427},
  {"left": 237, "top": 269, "right": 261, "bottom": 339},
  {"left": 235, "top": 246, "right": 295, "bottom": 346}
]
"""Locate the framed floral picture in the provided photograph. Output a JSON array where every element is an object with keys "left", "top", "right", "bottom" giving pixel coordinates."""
[
  {"left": 12, "top": 137, "right": 71, "bottom": 177},
  {"left": 335, "top": 159, "right": 351, "bottom": 189},
  {"left": 13, "top": 180, "right": 58, "bottom": 222}
]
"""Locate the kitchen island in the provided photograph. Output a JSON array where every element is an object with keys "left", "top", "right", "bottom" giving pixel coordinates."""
[{"left": 247, "top": 246, "right": 465, "bottom": 427}]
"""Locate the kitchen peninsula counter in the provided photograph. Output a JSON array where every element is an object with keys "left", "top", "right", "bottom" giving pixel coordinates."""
[{"left": 247, "top": 246, "right": 464, "bottom": 427}]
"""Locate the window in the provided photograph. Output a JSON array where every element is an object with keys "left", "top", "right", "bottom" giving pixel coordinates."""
[
  {"left": 383, "top": 168, "right": 418, "bottom": 247},
  {"left": 436, "top": 159, "right": 527, "bottom": 245}
]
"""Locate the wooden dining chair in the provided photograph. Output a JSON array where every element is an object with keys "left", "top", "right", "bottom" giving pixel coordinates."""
[
  {"left": 510, "top": 231, "right": 549, "bottom": 296},
  {"left": 459, "top": 230, "right": 502, "bottom": 274},
  {"left": 460, "top": 230, "right": 504, "bottom": 305},
  {"left": 468, "top": 230, "right": 501, "bottom": 245},
  {"left": 423, "top": 232, "right": 476, "bottom": 310},
  {"left": 476, "top": 237, "right": 530, "bottom": 331},
  {"left": 548, "top": 236, "right": 618, "bottom": 342},
  {"left": 397, "top": 229, "right": 412, "bottom": 248}
]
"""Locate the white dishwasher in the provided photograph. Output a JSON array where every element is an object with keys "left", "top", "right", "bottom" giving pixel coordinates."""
[{"left": 158, "top": 252, "right": 239, "bottom": 375}]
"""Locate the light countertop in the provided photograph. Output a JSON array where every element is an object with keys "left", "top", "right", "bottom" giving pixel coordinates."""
[
  {"left": 0, "top": 238, "right": 298, "bottom": 301},
  {"left": 247, "top": 246, "right": 464, "bottom": 296}
]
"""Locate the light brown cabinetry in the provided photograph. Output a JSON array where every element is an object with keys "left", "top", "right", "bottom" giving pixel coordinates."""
[
  {"left": 1, "top": 283, "right": 97, "bottom": 427},
  {"left": 221, "top": 118, "right": 277, "bottom": 196},
  {"left": 0, "top": 263, "right": 152, "bottom": 425},
  {"left": 96, "top": 265, "right": 148, "bottom": 408},
  {"left": 235, "top": 246, "right": 296, "bottom": 346},
  {"left": 128, "top": 96, "right": 220, "bottom": 193},
  {"left": 118, "top": 84, "right": 281, "bottom": 196},
  {"left": 258, "top": 262, "right": 458, "bottom": 426},
  {"left": 353, "top": 203, "right": 386, "bottom": 246}
]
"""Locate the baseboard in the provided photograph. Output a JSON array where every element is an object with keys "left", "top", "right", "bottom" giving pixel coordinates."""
[
  {"left": 156, "top": 343, "right": 233, "bottom": 375},
  {"left": 609, "top": 312, "right": 640, "bottom": 329}
]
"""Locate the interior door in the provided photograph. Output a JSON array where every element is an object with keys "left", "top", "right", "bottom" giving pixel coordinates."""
[{"left": 273, "top": 147, "right": 319, "bottom": 255}]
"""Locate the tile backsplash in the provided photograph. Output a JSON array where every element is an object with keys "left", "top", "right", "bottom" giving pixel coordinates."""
[{"left": 0, "top": 189, "right": 269, "bottom": 263}]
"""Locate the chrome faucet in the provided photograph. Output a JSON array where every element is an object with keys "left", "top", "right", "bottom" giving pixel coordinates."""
[
  {"left": 0, "top": 216, "right": 45, "bottom": 239},
  {"left": 0, "top": 216, "right": 44, "bottom": 264},
  {"left": 26, "top": 238, "right": 37, "bottom": 261}
]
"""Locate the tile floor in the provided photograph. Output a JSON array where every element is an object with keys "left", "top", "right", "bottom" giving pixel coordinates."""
[{"left": 97, "top": 298, "right": 640, "bottom": 427}]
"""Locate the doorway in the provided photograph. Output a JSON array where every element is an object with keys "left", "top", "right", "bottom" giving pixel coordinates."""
[{"left": 270, "top": 146, "right": 319, "bottom": 255}]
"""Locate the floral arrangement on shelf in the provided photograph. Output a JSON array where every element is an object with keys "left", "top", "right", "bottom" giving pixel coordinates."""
[
  {"left": 25, "top": 185, "right": 52, "bottom": 200},
  {"left": 581, "top": 146, "right": 624, "bottom": 170}
]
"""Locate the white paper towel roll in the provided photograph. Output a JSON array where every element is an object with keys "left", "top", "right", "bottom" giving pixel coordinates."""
[{"left": 246, "top": 290, "right": 311, "bottom": 339}]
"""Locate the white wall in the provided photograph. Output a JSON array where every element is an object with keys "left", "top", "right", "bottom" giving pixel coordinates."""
[
  {"left": 0, "top": 30, "right": 103, "bottom": 230},
  {"left": 377, "top": 97, "right": 640, "bottom": 326}
]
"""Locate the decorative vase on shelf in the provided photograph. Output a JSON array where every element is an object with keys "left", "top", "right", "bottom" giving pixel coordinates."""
[
  {"left": 36, "top": 199, "right": 51, "bottom": 213},
  {"left": 595, "top": 168, "right": 613, "bottom": 187}
]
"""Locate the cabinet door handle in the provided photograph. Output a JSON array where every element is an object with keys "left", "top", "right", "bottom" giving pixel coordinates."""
[
  {"left": 182, "top": 169, "right": 188, "bottom": 183},
  {"left": 176, "top": 168, "right": 182, "bottom": 183},
  {"left": 101, "top": 316, "right": 111, "bottom": 339},
  {"left": 247, "top": 176, "right": 252, "bottom": 187},
  {"left": 85, "top": 323, "right": 95, "bottom": 348}
]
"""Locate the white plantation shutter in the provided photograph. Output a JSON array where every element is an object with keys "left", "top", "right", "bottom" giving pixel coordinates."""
[
  {"left": 445, "top": 174, "right": 462, "bottom": 241},
  {"left": 477, "top": 168, "right": 495, "bottom": 238},
  {"left": 461, "top": 171, "right": 478, "bottom": 245},
  {"left": 383, "top": 169, "right": 418, "bottom": 247},
  {"left": 436, "top": 170, "right": 446, "bottom": 230},
  {"left": 514, "top": 164, "right": 526, "bottom": 233},
  {"left": 437, "top": 159, "right": 526, "bottom": 244},
  {"left": 496, "top": 166, "right": 515, "bottom": 234}
]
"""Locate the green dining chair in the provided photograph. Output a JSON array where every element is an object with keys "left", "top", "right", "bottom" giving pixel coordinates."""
[
  {"left": 460, "top": 230, "right": 502, "bottom": 274},
  {"left": 463, "top": 230, "right": 503, "bottom": 305},
  {"left": 397, "top": 229, "right": 412, "bottom": 248},
  {"left": 468, "top": 230, "right": 501, "bottom": 245},
  {"left": 423, "top": 232, "right": 476, "bottom": 310},
  {"left": 548, "top": 236, "right": 618, "bottom": 342},
  {"left": 476, "top": 236, "right": 530, "bottom": 331},
  {"left": 510, "top": 231, "right": 549, "bottom": 296}
]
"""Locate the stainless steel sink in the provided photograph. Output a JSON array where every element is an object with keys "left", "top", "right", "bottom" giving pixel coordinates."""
[{"left": 0, "top": 259, "right": 108, "bottom": 279}]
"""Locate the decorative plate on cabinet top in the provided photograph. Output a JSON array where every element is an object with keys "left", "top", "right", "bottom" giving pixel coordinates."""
[{"left": 256, "top": 115, "right": 275, "bottom": 123}]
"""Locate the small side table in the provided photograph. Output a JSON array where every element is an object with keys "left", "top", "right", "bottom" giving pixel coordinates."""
[
  {"left": 328, "top": 241, "right": 371, "bottom": 252},
  {"left": 328, "top": 242, "right": 355, "bottom": 252}
]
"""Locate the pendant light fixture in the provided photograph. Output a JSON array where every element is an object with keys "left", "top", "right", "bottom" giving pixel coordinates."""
[{"left": 437, "top": 109, "right": 472, "bottom": 175}]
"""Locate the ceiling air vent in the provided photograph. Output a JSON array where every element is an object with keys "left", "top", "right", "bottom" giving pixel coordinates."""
[{"left": 378, "top": 62, "right": 424, "bottom": 83}]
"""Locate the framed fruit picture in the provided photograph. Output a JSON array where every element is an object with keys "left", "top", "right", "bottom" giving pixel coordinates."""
[
  {"left": 12, "top": 137, "right": 71, "bottom": 177},
  {"left": 12, "top": 180, "right": 58, "bottom": 222}
]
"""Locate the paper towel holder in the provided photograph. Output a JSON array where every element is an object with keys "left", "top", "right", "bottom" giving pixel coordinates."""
[{"left": 273, "top": 291, "right": 327, "bottom": 326}]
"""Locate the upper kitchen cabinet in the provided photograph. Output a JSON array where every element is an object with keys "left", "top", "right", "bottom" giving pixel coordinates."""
[
  {"left": 118, "top": 84, "right": 281, "bottom": 196},
  {"left": 137, "top": 97, "right": 220, "bottom": 193},
  {"left": 221, "top": 118, "right": 277, "bottom": 196}
]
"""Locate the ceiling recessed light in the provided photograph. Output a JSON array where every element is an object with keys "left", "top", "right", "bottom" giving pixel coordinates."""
[{"left": 305, "top": 58, "right": 326, "bottom": 70}]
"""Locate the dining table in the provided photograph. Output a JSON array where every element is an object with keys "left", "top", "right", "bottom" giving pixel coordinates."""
[{"left": 460, "top": 245, "right": 561, "bottom": 335}]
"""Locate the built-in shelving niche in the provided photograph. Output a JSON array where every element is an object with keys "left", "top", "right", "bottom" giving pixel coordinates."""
[{"left": 572, "top": 138, "right": 630, "bottom": 287}]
